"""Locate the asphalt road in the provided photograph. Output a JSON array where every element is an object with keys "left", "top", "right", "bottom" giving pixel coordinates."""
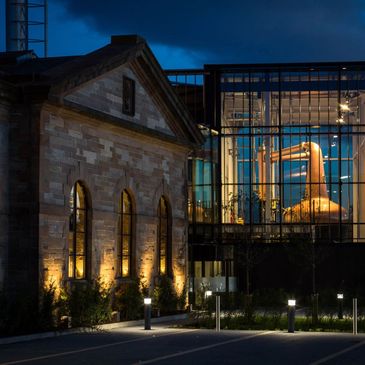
[{"left": 1, "top": 325, "right": 365, "bottom": 364}]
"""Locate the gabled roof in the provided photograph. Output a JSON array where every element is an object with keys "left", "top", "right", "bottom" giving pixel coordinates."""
[{"left": 0, "top": 35, "right": 204, "bottom": 147}]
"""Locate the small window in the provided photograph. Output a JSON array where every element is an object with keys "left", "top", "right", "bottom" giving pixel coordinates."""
[
  {"left": 158, "top": 196, "right": 171, "bottom": 275},
  {"left": 122, "top": 76, "right": 135, "bottom": 116},
  {"left": 68, "top": 181, "right": 88, "bottom": 279},
  {"left": 120, "top": 190, "right": 133, "bottom": 277}
]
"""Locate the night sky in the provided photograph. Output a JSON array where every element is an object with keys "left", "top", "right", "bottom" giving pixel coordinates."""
[{"left": 1, "top": 0, "right": 365, "bottom": 68}]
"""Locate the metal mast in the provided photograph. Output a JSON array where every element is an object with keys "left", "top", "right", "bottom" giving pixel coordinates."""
[{"left": 6, "top": 0, "right": 48, "bottom": 57}]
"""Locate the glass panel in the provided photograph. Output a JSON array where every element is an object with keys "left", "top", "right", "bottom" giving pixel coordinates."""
[
  {"left": 122, "top": 236, "right": 130, "bottom": 255},
  {"left": 68, "top": 255, "right": 74, "bottom": 278},
  {"left": 122, "top": 257, "right": 129, "bottom": 277},
  {"left": 76, "top": 183, "right": 85, "bottom": 209},
  {"left": 160, "top": 256, "right": 166, "bottom": 274},
  {"left": 76, "top": 233, "right": 85, "bottom": 255},
  {"left": 194, "top": 261, "right": 202, "bottom": 278},
  {"left": 75, "top": 255, "right": 85, "bottom": 279},
  {"left": 122, "top": 215, "right": 131, "bottom": 234},
  {"left": 122, "top": 191, "right": 131, "bottom": 213},
  {"left": 76, "top": 209, "right": 85, "bottom": 232}
]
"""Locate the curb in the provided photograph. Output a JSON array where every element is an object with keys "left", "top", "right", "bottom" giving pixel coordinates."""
[{"left": 0, "top": 313, "right": 189, "bottom": 345}]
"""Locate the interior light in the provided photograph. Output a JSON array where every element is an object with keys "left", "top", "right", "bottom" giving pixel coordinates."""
[
  {"left": 336, "top": 117, "right": 345, "bottom": 124},
  {"left": 205, "top": 290, "right": 213, "bottom": 298},
  {"left": 333, "top": 135, "right": 338, "bottom": 139},
  {"left": 340, "top": 104, "right": 350, "bottom": 112}
]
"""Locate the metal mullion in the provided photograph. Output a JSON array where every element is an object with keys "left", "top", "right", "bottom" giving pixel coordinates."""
[
  {"left": 338, "top": 69, "right": 342, "bottom": 239},
  {"left": 278, "top": 70, "right": 283, "bottom": 239},
  {"left": 249, "top": 72, "right": 253, "bottom": 230}
]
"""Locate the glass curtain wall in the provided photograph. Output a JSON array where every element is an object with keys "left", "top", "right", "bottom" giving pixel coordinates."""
[{"left": 220, "top": 67, "right": 365, "bottom": 243}]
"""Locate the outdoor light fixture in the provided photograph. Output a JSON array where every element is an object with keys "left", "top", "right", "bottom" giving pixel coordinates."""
[
  {"left": 337, "top": 294, "right": 344, "bottom": 319},
  {"left": 205, "top": 290, "right": 213, "bottom": 298},
  {"left": 288, "top": 299, "right": 296, "bottom": 333},
  {"left": 144, "top": 297, "right": 151, "bottom": 330}
]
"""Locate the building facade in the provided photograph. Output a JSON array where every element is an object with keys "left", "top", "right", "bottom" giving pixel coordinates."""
[
  {"left": 0, "top": 36, "right": 203, "bottom": 300},
  {"left": 167, "top": 63, "right": 365, "bottom": 297}
]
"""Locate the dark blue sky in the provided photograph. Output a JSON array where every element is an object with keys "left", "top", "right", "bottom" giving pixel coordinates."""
[{"left": 2, "top": 0, "right": 365, "bottom": 68}]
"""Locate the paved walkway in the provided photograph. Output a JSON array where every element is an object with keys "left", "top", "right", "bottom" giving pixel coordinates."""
[{"left": 1, "top": 325, "right": 365, "bottom": 364}]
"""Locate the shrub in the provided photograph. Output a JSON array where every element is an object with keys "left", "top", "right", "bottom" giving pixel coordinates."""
[
  {"left": 153, "top": 275, "right": 178, "bottom": 315},
  {"left": 38, "top": 283, "right": 57, "bottom": 331},
  {"left": 113, "top": 279, "right": 144, "bottom": 320},
  {"left": 59, "top": 278, "right": 112, "bottom": 327}
]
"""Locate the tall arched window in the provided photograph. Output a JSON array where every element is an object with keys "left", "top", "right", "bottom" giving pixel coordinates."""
[
  {"left": 68, "top": 181, "right": 88, "bottom": 279},
  {"left": 120, "top": 190, "right": 133, "bottom": 277},
  {"left": 158, "top": 196, "right": 171, "bottom": 275}
]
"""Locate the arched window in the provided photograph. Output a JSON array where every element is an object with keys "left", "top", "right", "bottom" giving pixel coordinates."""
[
  {"left": 158, "top": 196, "right": 171, "bottom": 275},
  {"left": 120, "top": 190, "right": 133, "bottom": 277},
  {"left": 68, "top": 181, "right": 88, "bottom": 279}
]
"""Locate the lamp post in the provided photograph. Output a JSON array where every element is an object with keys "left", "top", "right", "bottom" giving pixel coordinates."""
[
  {"left": 337, "top": 293, "right": 343, "bottom": 319},
  {"left": 144, "top": 297, "right": 151, "bottom": 330},
  {"left": 216, "top": 295, "right": 221, "bottom": 332},
  {"left": 288, "top": 299, "right": 296, "bottom": 333}
]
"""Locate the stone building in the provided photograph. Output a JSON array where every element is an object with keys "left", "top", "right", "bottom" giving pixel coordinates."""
[{"left": 0, "top": 35, "right": 203, "bottom": 300}]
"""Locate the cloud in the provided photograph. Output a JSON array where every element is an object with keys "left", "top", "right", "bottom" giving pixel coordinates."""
[{"left": 26, "top": 0, "right": 365, "bottom": 64}]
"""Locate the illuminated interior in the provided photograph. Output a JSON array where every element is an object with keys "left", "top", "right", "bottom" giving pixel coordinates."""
[
  {"left": 68, "top": 181, "right": 87, "bottom": 279},
  {"left": 178, "top": 68, "right": 365, "bottom": 244},
  {"left": 158, "top": 196, "right": 169, "bottom": 275},
  {"left": 120, "top": 190, "right": 132, "bottom": 278}
]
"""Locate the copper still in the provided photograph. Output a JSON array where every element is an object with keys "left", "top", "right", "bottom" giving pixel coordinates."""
[{"left": 258, "top": 142, "right": 347, "bottom": 223}]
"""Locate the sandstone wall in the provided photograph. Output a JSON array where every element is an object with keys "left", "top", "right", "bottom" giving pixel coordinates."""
[{"left": 39, "top": 105, "right": 188, "bottom": 293}]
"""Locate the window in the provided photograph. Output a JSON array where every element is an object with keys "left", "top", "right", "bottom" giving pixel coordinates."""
[
  {"left": 122, "top": 76, "right": 135, "bottom": 116},
  {"left": 120, "top": 190, "right": 133, "bottom": 277},
  {"left": 158, "top": 196, "right": 171, "bottom": 275},
  {"left": 68, "top": 181, "right": 88, "bottom": 279}
]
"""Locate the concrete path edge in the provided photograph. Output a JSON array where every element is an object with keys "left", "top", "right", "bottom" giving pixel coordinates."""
[{"left": 0, "top": 313, "right": 188, "bottom": 345}]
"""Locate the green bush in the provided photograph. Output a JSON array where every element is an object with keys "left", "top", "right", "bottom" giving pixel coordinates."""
[
  {"left": 59, "top": 278, "right": 112, "bottom": 327},
  {"left": 38, "top": 283, "right": 57, "bottom": 331},
  {"left": 153, "top": 275, "right": 179, "bottom": 315},
  {"left": 113, "top": 279, "right": 144, "bottom": 320},
  {"left": 184, "top": 310, "right": 365, "bottom": 333}
]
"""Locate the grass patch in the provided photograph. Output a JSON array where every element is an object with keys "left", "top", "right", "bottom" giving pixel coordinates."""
[{"left": 181, "top": 311, "right": 364, "bottom": 332}]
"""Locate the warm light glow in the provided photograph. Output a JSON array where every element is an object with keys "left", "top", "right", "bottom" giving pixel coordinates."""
[
  {"left": 205, "top": 290, "right": 213, "bottom": 298},
  {"left": 336, "top": 117, "right": 345, "bottom": 124},
  {"left": 337, "top": 293, "right": 344, "bottom": 299},
  {"left": 288, "top": 299, "right": 296, "bottom": 306},
  {"left": 43, "top": 264, "right": 62, "bottom": 296},
  {"left": 144, "top": 297, "right": 152, "bottom": 305},
  {"left": 340, "top": 103, "right": 350, "bottom": 112}
]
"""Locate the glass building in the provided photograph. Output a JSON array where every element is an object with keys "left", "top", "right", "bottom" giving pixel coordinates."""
[{"left": 167, "top": 62, "right": 365, "bottom": 296}]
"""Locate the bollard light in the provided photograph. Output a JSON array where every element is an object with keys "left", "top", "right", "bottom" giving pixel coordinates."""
[
  {"left": 144, "top": 297, "right": 151, "bottom": 330},
  {"left": 205, "top": 290, "right": 213, "bottom": 298},
  {"left": 288, "top": 299, "right": 296, "bottom": 333},
  {"left": 337, "top": 294, "right": 344, "bottom": 319}
]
